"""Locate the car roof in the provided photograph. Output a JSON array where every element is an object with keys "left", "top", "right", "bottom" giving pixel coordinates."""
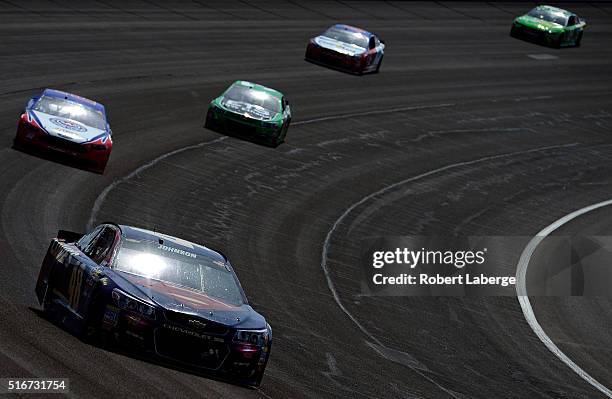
[
  {"left": 118, "top": 225, "right": 227, "bottom": 264},
  {"left": 231, "top": 80, "right": 283, "bottom": 99},
  {"left": 329, "top": 24, "right": 373, "bottom": 37},
  {"left": 41, "top": 89, "right": 106, "bottom": 114},
  {"left": 534, "top": 5, "right": 573, "bottom": 16}
]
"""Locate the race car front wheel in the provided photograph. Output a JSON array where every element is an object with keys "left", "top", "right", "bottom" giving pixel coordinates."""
[
  {"left": 90, "top": 159, "right": 108, "bottom": 175},
  {"left": 267, "top": 132, "right": 283, "bottom": 148},
  {"left": 12, "top": 137, "right": 26, "bottom": 151},
  {"left": 510, "top": 25, "right": 519, "bottom": 38},
  {"left": 575, "top": 31, "right": 583, "bottom": 47},
  {"left": 82, "top": 289, "right": 111, "bottom": 347},
  {"left": 549, "top": 34, "right": 562, "bottom": 49},
  {"left": 375, "top": 56, "right": 384, "bottom": 73},
  {"left": 204, "top": 108, "right": 217, "bottom": 131}
]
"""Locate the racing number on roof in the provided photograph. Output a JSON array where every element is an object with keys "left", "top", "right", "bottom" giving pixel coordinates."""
[{"left": 68, "top": 265, "right": 84, "bottom": 310}]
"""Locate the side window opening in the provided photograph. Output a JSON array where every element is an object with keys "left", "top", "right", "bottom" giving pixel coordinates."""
[
  {"left": 368, "top": 36, "right": 376, "bottom": 49},
  {"left": 76, "top": 226, "right": 102, "bottom": 252},
  {"left": 83, "top": 226, "right": 117, "bottom": 265}
]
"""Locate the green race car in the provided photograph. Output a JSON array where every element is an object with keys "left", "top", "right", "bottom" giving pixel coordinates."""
[
  {"left": 510, "top": 5, "right": 586, "bottom": 48},
  {"left": 205, "top": 81, "right": 291, "bottom": 147}
]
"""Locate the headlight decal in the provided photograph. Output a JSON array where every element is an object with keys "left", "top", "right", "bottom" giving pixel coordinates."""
[
  {"left": 111, "top": 288, "right": 156, "bottom": 319},
  {"left": 233, "top": 328, "right": 269, "bottom": 346}
]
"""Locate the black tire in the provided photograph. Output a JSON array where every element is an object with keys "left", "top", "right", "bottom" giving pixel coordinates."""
[
  {"left": 549, "top": 34, "right": 562, "bottom": 49},
  {"left": 12, "top": 138, "right": 25, "bottom": 151},
  {"left": 265, "top": 133, "right": 281, "bottom": 148},
  {"left": 575, "top": 31, "right": 583, "bottom": 47},
  {"left": 82, "top": 289, "right": 110, "bottom": 347},
  {"left": 510, "top": 25, "right": 519, "bottom": 38},
  {"left": 375, "top": 56, "right": 384, "bottom": 73},
  {"left": 204, "top": 108, "right": 214, "bottom": 130},
  {"left": 90, "top": 164, "right": 106, "bottom": 175},
  {"left": 40, "top": 279, "right": 54, "bottom": 317},
  {"left": 281, "top": 120, "right": 290, "bottom": 143}
]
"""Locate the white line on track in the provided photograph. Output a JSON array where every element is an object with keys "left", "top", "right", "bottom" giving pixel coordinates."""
[
  {"left": 87, "top": 136, "right": 227, "bottom": 230},
  {"left": 320, "top": 142, "right": 578, "bottom": 399},
  {"left": 88, "top": 102, "right": 454, "bottom": 229},
  {"left": 516, "top": 200, "right": 612, "bottom": 398}
]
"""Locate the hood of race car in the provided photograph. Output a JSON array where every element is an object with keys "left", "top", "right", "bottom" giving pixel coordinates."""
[
  {"left": 117, "top": 272, "right": 266, "bottom": 329},
  {"left": 31, "top": 110, "right": 107, "bottom": 143},
  {"left": 314, "top": 35, "right": 367, "bottom": 56},
  {"left": 220, "top": 99, "right": 279, "bottom": 121},
  {"left": 515, "top": 15, "right": 565, "bottom": 32}
]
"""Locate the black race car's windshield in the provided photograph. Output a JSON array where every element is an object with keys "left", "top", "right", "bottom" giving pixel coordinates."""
[
  {"left": 223, "top": 85, "right": 281, "bottom": 113},
  {"left": 114, "top": 239, "right": 245, "bottom": 306},
  {"left": 33, "top": 96, "right": 106, "bottom": 130},
  {"left": 323, "top": 28, "right": 369, "bottom": 48},
  {"left": 527, "top": 8, "right": 569, "bottom": 26}
]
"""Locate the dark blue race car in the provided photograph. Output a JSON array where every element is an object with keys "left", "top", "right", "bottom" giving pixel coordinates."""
[{"left": 35, "top": 223, "right": 272, "bottom": 387}]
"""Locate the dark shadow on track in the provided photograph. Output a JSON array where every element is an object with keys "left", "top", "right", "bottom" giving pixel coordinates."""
[{"left": 12, "top": 142, "right": 104, "bottom": 175}]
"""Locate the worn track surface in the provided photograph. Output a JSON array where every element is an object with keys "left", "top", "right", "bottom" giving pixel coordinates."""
[{"left": 1, "top": 1, "right": 612, "bottom": 398}]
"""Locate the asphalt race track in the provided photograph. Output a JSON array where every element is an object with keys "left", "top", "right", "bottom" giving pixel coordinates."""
[{"left": 1, "top": 1, "right": 612, "bottom": 398}]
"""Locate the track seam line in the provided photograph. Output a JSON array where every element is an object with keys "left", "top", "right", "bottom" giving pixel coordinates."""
[
  {"left": 320, "top": 142, "right": 579, "bottom": 399},
  {"left": 516, "top": 200, "right": 612, "bottom": 398},
  {"left": 87, "top": 136, "right": 227, "bottom": 230}
]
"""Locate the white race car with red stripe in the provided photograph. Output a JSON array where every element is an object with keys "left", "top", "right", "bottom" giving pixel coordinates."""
[{"left": 14, "top": 88, "right": 113, "bottom": 174}]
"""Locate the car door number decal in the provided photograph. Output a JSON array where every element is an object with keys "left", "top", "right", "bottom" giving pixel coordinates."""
[{"left": 68, "top": 265, "right": 84, "bottom": 310}]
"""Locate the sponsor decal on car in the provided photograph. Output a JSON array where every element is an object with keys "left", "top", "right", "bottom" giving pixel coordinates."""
[
  {"left": 188, "top": 319, "right": 208, "bottom": 330},
  {"left": 102, "top": 306, "right": 119, "bottom": 328},
  {"left": 49, "top": 118, "right": 87, "bottom": 133},
  {"left": 162, "top": 323, "right": 224, "bottom": 342},
  {"left": 223, "top": 100, "right": 273, "bottom": 120},
  {"left": 157, "top": 244, "right": 197, "bottom": 258}
]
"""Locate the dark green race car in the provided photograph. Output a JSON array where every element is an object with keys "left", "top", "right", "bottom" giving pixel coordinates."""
[
  {"left": 205, "top": 81, "right": 291, "bottom": 147},
  {"left": 510, "top": 5, "right": 586, "bottom": 48}
]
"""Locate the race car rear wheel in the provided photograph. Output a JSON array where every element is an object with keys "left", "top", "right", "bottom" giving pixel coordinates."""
[{"left": 204, "top": 108, "right": 216, "bottom": 131}]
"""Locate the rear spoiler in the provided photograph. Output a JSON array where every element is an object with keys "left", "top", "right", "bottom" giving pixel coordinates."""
[{"left": 57, "top": 230, "right": 83, "bottom": 243}]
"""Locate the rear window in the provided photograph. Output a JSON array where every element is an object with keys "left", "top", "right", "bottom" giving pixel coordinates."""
[
  {"left": 223, "top": 84, "right": 281, "bottom": 113},
  {"left": 114, "top": 238, "right": 246, "bottom": 306}
]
